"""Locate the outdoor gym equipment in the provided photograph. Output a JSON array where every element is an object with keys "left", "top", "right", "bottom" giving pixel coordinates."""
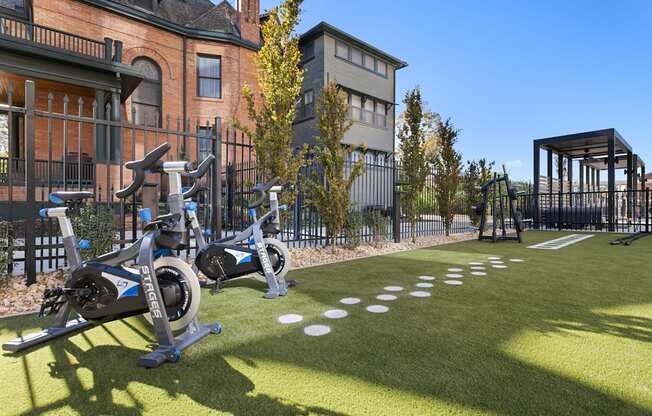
[
  {"left": 194, "top": 177, "right": 292, "bottom": 299},
  {"left": 2, "top": 143, "right": 222, "bottom": 368},
  {"left": 610, "top": 231, "right": 651, "bottom": 246},
  {"left": 473, "top": 165, "right": 524, "bottom": 243}
]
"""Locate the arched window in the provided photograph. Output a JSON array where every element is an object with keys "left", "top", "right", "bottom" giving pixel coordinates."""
[{"left": 131, "top": 57, "right": 162, "bottom": 127}]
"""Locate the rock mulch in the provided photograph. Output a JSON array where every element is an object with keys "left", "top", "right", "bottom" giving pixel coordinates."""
[
  {"left": 0, "top": 232, "right": 475, "bottom": 318},
  {"left": 0, "top": 271, "right": 65, "bottom": 317},
  {"left": 290, "top": 233, "right": 475, "bottom": 269}
]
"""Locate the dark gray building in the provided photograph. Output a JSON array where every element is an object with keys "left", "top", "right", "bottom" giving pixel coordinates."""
[{"left": 294, "top": 22, "right": 407, "bottom": 161}]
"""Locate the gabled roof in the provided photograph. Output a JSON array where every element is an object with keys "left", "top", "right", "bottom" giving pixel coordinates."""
[
  {"left": 79, "top": 0, "right": 259, "bottom": 50},
  {"left": 300, "top": 21, "right": 408, "bottom": 70}
]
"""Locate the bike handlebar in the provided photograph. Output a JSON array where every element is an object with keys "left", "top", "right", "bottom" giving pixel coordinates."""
[
  {"left": 115, "top": 143, "right": 171, "bottom": 199},
  {"left": 182, "top": 155, "right": 214, "bottom": 200},
  {"left": 248, "top": 177, "right": 281, "bottom": 209}
]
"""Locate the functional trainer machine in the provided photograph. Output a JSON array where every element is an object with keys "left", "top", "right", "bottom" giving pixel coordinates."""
[
  {"left": 2, "top": 143, "right": 221, "bottom": 368},
  {"left": 474, "top": 166, "right": 524, "bottom": 243}
]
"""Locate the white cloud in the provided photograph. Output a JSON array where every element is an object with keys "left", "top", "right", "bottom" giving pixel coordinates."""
[{"left": 503, "top": 159, "right": 523, "bottom": 169}]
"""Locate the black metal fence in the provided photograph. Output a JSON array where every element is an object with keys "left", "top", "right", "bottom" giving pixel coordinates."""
[
  {"left": 0, "top": 81, "right": 221, "bottom": 283},
  {"left": 516, "top": 189, "right": 651, "bottom": 233},
  {"left": 4, "top": 83, "right": 649, "bottom": 286}
]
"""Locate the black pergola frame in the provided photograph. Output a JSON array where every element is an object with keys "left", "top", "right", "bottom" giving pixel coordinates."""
[{"left": 533, "top": 128, "right": 646, "bottom": 231}]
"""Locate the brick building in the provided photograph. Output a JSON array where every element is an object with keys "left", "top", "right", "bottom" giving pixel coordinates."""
[{"left": 0, "top": 0, "right": 261, "bottom": 202}]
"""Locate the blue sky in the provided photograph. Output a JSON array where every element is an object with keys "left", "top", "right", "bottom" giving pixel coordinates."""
[{"left": 258, "top": 0, "right": 652, "bottom": 180}]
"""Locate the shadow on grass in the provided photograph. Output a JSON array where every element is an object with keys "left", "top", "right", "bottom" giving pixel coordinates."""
[
  {"left": 1, "top": 235, "right": 651, "bottom": 415},
  {"left": 10, "top": 335, "right": 348, "bottom": 416}
]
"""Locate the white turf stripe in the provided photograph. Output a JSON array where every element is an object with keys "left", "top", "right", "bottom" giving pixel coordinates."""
[{"left": 527, "top": 234, "right": 594, "bottom": 250}]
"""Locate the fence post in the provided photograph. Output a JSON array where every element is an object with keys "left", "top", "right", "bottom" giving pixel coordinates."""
[
  {"left": 212, "top": 117, "right": 222, "bottom": 239},
  {"left": 392, "top": 159, "right": 400, "bottom": 243},
  {"left": 24, "top": 81, "right": 36, "bottom": 285}
]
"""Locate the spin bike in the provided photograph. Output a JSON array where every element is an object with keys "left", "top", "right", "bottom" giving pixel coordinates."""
[
  {"left": 2, "top": 143, "right": 222, "bottom": 368},
  {"left": 193, "top": 176, "right": 293, "bottom": 299}
]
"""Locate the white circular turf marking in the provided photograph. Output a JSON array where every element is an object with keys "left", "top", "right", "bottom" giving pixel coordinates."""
[
  {"left": 471, "top": 271, "right": 487, "bottom": 277},
  {"left": 366, "top": 305, "right": 389, "bottom": 313},
  {"left": 376, "top": 294, "right": 398, "bottom": 301},
  {"left": 384, "top": 286, "right": 404, "bottom": 292},
  {"left": 470, "top": 266, "right": 486, "bottom": 270},
  {"left": 469, "top": 262, "right": 484, "bottom": 265},
  {"left": 448, "top": 268, "right": 464, "bottom": 272},
  {"left": 410, "top": 291, "right": 431, "bottom": 298},
  {"left": 510, "top": 259, "right": 525, "bottom": 263},
  {"left": 416, "top": 282, "right": 434, "bottom": 288},
  {"left": 492, "top": 265, "right": 508, "bottom": 269},
  {"left": 339, "top": 297, "right": 361, "bottom": 305},
  {"left": 304, "top": 325, "right": 331, "bottom": 336},
  {"left": 446, "top": 273, "right": 464, "bottom": 279},
  {"left": 488, "top": 256, "right": 501, "bottom": 260},
  {"left": 490, "top": 260, "right": 504, "bottom": 264},
  {"left": 278, "top": 314, "right": 303, "bottom": 324},
  {"left": 418, "top": 276, "right": 436, "bottom": 281},
  {"left": 444, "top": 280, "right": 464, "bottom": 286},
  {"left": 323, "top": 309, "right": 349, "bottom": 319}
]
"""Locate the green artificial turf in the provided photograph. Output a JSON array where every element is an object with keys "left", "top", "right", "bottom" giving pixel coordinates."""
[{"left": 0, "top": 231, "right": 651, "bottom": 416}]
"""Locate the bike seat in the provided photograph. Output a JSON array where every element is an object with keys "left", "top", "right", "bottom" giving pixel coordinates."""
[
  {"left": 144, "top": 213, "right": 181, "bottom": 232},
  {"left": 49, "top": 191, "right": 94, "bottom": 205}
]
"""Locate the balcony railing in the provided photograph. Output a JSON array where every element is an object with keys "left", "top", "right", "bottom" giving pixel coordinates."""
[
  {"left": 0, "top": 15, "right": 122, "bottom": 63},
  {"left": 0, "top": 157, "right": 95, "bottom": 188}
]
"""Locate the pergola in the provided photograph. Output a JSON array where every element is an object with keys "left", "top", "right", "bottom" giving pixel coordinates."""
[{"left": 533, "top": 128, "right": 646, "bottom": 231}]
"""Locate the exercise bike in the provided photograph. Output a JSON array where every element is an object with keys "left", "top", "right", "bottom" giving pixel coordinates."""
[
  {"left": 193, "top": 176, "right": 293, "bottom": 299},
  {"left": 2, "top": 143, "right": 222, "bottom": 368}
]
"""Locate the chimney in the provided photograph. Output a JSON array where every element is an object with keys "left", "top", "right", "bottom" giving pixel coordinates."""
[{"left": 236, "top": 0, "right": 260, "bottom": 44}]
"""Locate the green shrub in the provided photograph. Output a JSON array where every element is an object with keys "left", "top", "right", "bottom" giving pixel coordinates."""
[
  {"left": 364, "top": 210, "right": 390, "bottom": 244},
  {"left": 0, "top": 220, "right": 12, "bottom": 278},
  {"left": 343, "top": 211, "right": 364, "bottom": 248},
  {"left": 71, "top": 204, "right": 117, "bottom": 260}
]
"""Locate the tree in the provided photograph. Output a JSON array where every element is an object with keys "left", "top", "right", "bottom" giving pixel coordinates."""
[
  {"left": 306, "top": 82, "right": 364, "bottom": 246},
  {"left": 398, "top": 87, "right": 430, "bottom": 243},
  {"left": 238, "top": 0, "right": 306, "bottom": 199},
  {"left": 463, "top": 158, "right": 494, "bottom": 227},
  {"left": 432, "top": 118, "right": 462, "bottom": 236}
]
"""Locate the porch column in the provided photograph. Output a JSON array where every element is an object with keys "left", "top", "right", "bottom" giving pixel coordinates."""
[
  {"left": 607, "top": 133, "right": 616, "bottom": 231},
  {"left": 627, "top": 151, "right": 634, "bottom": 192},
  {"left": 567, "top": 157, "right": 573, "bottom": 207},
  {"left": 579, "top": 161, "right": 584, "bottom": 193},
  {"left": 547, "top": 149, "right": 553, "bottom": 194},
  {"left": 533, "top": 141, "right": 541, "bottom": 229},
  {"left": 95, "top": 90, "right": 106, "bottom": 163},
  {"left": 641, "top": 164, "right": 646, "bottom": 190}
]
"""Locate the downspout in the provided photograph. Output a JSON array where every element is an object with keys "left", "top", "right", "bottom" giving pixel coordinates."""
[{"left": 182, "top": 36, "right": 188, "bottom": 157}]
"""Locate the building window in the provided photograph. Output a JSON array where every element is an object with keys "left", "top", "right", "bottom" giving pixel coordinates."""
[
  {"left": 349, "top": 93, "right": 362, "bottom": 121},
  {"left": 363, "top": 98, "right": 374, "bottom": 124},
  {"left": 336, "top": 41, "right": 349, "bottom": 59},
  {"left": 376, "top": 60, "right": 387, "bottom": 77},
  {"left": 351, "top": 48, "right": 363, "bottom": 66},
  {"left": 335, "top": 39, "right": 389, "bottom": 77},
  {"left": 300, "top": 40, "right": 315, "bottom": 62},
  {"left": 297, "top": 90, "right": 314, "bottom": 119},
  {"left": 132, "top": 57, "right": 162, "bottom": 127},
  {"left": 364, "top": 53, "right": 375, "bottom": 71},
  {"left": 346, "top": 92, "right": 389, "bottom": 130},
  {"left": 197, "top": 54, "right": 221, "bottom": 99},
  {"left": 197, "top": 126, "right": 213, "bottom": 162},
  {"left": 375, "top": 102, "right": 387, "bottom": 128}
]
